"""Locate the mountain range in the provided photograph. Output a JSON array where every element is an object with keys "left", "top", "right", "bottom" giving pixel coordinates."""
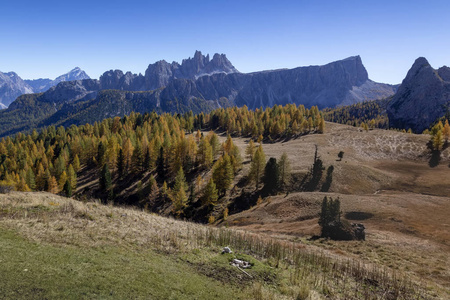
[
  {"left": 0, "top": 67, "right": 90, "bottom": 108},
  {"left": 0, "top": 51, "right": 399, "bottom": 137}
]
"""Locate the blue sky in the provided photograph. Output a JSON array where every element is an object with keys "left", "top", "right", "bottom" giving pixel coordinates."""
[{"left": 1, "top": 0, "right": 449, "bottom": 84}]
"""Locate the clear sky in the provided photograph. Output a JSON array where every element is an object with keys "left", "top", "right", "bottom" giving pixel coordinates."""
[{"left": 1, "top": 0, "right": 449, "bottom": 84}]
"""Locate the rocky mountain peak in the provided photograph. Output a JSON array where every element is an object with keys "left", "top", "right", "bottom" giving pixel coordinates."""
[
  {"left": 143, "top": 51, "right": 239, "bottom": 90},
  {"left": 387, "top": 57, "right": 450, "bottom": 132},
  {"left": 437, "top": 66, "right": 450, "bottom": 82},
  {"left": 55, "top": 67, "right": 90, "bottom": 83}
]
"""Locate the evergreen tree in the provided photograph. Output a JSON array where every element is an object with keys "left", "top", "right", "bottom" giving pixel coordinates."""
[
  {"left": 171, "top": 167, "right": 188, "bottom": 216},
  {"left": 47, "top": 176, "right": 58, "bottom": 194},
  {"left": 202, "top": 178, "right": 218, "bottom": 206},
  {"left": 318, "top": 196, "right": 341, "bottom": 228},
  {"left": 122, "top": 138, "right": 134, "bottom": 173},
  {"left": 54, "top": 155, "right": 66, "bottom": 180},
  {"left": 208, "top": 132, "right": 220, "bottom": 156},
  {"left": 73, "top": 154, "right": 81, "bottom": 172},
  {"left": 67, "top": 164, "right": 77, "bottom": 190},
  {"left": 161, "top": 181, "right": 168, "bottom": 200},
  {"left": 132, "top": 141, "right": 144, "bottom": 173},
  {"left": 305, "top": 145, "right": 324, "bottom": 191},
  {"left": 318, "top": 117, "right": 325, "bottom": 133},
  {"left": 249, "top": 145, "right": 266, "bottom": 189},
  {"left": 36, "top": 163, "right": 46, "bottom": 190},
  {"left": 43, "top": 169, "right": 51, "bottom": 192},
  {"left": 16, "top": 177, "right": 31, "bottom": 192},
  {"left": 63, "top": 179, "right": 72, "bottom": 197},
  {"left": 99, "top": 163, "right": 112, "bottom": 192},
  {"left": 156, "top": 146, "right": 166, "bottom": 181},
  {"left": 263, "top": 157, "right": 280, "bottom": 194},
  {"left": 137, "top": 180, "right": 144, "bottom": 202},
  {"left": 278, "top": 152, "right": 291, "bottom": 190},
  {"left": 246, "top": 139, "right": 255, "bottom": 161},
  {"left": 212, "top": 154, "right": 234, "bottom": 196},
  {"left": 58, "top": 171, "right": 68, "bottom": 191},
  {"left": 198, "top": 138, "right": 213, "bottom": 168},
  {"left": 443, "top": 120, "right": 450, "bottom": 143},
  {"left": 144, "top": 147, "right": 152, "bottom": 171},
  {"left": 25, "top": 168, "right": 36, "bottom": 190},
  {"left": 117, "top": 148, "right": 125, "bottom": 179},
  {"left": 187, "top": 184, "right": 196, "bottom": 206},
  {"left": 318, "top": 196, "right": 330, "bottom": 228},
  {"left": 147, "top": 175, "right": 159, "bottom": 206},
  {"left": 97, "top": 141, "right": 106, "bottom": 168},
  {"left": 433, "top": 130, "right": 444, "bottom": 151},
  {"left": 99, "top": 163, "right": 113, "bottom": 200}
]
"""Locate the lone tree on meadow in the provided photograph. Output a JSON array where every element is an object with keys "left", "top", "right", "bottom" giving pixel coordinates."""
[{"left": 319, "top": 196, "right": 341, "bottom": 235}]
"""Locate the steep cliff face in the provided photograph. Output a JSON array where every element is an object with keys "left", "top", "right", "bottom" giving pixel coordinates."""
[
  {"left": 387, "top": 57, "right": 450, "bottom": 132},
  {"left": 158, "top": 55, "right": 395, "bottom": 109}
]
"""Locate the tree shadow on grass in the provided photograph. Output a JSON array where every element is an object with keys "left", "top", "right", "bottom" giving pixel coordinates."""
[{"left": 429, "top": 150, "right": 441, "bottom": 168}]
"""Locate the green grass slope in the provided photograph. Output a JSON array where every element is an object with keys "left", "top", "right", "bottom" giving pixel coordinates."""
[{"left": 0, "top": 192, "right": 436, "bottom": 299}]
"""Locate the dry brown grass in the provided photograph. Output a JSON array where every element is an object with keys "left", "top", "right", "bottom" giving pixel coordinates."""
[{"left": 221, "top": 122, "right": 450, "bottom": 298}]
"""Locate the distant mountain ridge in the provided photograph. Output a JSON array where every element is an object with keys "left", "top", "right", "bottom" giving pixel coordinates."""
[
  {"left": 25, "top": 67, "right": 90, "bottom": 93},
  {"left": 0, "top": 71, "right": 34, "bottom": 108},
  {"left": 0, "top": 52, "right": 398, "bottom": 137},
  {"left": 387, "top": 57, "right": 450, "bottom": 132},
  {"left": 0, "top": 67, "right": 90, "bottom": 108}
]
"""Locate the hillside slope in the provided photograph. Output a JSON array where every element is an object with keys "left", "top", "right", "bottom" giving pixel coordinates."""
[
  {"left": 217, "top": 122, "right": 450, "bottom": 297},
  {"left": 0, "top": 191, "right": 437, "bottom": 299}
]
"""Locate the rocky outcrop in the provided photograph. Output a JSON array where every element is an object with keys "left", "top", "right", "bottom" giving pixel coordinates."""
[
  {"left": 321, "top": 221, "right": 366, "bottom": 241},
  {"left": 387, "top": 57, "right": 450, "bottom": 132}
]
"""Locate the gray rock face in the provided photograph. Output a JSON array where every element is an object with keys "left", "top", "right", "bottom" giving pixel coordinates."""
[
  {"left": 160, "top": 55, "right": 396, "bottom": 109},
  {"left": 387, "top": 57, "right": 450, "bottom": 132}
]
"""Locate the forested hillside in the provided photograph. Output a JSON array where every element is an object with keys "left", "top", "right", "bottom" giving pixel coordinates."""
[
  {"left": 322, "top": 98, "right": 390, "bottom": 130},
  {"left": 0, "top": 104, "right": 324, "bottom": 221}
]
